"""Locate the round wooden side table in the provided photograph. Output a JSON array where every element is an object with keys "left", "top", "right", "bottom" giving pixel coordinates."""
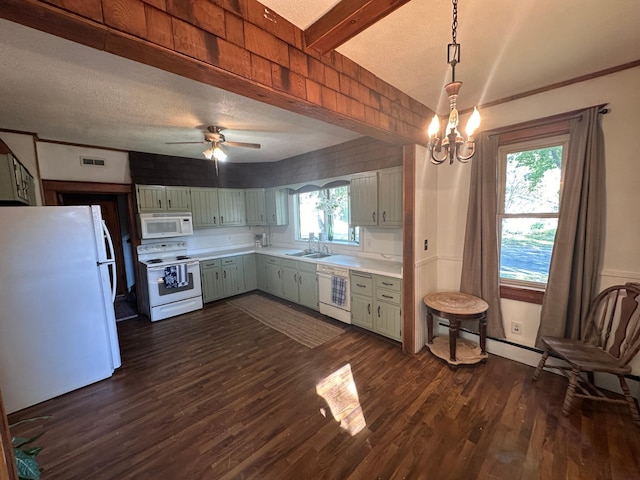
[{"left": 424, "top": 291, "right": 489, "bottom": 366}]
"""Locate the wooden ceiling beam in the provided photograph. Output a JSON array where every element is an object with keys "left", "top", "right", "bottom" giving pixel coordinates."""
[
  {"left": 304, "top": 0, "right": 412, "bottom": 54},
  {"left": 0, "top": 0, "right": 433, "bottom": 146}
]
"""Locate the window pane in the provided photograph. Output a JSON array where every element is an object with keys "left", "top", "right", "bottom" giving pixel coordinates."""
[
  {"left": 500, "top": 217, "right": 557, "bottom": 283},
  {"left": 297, "top": 186, "right": 358, "bottom": 243},
  {"left": 504, "top": 146, "right": 562, "bottom": 214}
]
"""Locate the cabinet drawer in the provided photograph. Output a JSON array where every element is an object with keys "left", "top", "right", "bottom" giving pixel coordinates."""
[
  {"left": 200, "top": 259, "right": 220, "bottom": 269},
  {"left": 376, "top": 289, "right": 401, "bottom": 305},
  {"left": 265, "top": 256, "right": 280, "bottom": 265},
  {"left": 298, "top": 261, "right": 317, "bottom": 273},
  {"left": 281, "top": 258, "right": 298, "bottom": 269},
  {"left": 376, "top": 276, "right": 401, "bottom": 292},
  {"left": 351, "top": 272, "right": 373, "bottom": 296},
  {"left": 221, "top": 257, "right": 236, "bottom": 266}
]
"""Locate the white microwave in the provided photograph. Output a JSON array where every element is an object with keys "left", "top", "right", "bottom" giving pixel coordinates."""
[{"left": 138, "top": 212, "right": 193, "bottom": 239}]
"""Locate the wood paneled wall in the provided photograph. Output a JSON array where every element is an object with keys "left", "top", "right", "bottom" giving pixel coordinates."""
[
  {"left": 129, "top": 137, "right": 403, "bottom": 188},
  {"left": 0, "top": 0, "right": 432, "bottom": 146}
]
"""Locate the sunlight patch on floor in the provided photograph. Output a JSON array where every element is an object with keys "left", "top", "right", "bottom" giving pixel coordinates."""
[{"left": 315, "top": 363, "right": 366, "bottom": 436}]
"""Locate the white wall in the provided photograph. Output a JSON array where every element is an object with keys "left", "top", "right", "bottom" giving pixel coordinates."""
[
  {"left": 433, "top": 66, "right": 640, "bottom": 377},
  {"left": 37, "top": 142, "right": 130, "bottom": 184}
]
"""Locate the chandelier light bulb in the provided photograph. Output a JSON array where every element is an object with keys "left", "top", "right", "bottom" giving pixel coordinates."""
[
  {"left": 203, "top": 147, "right": 214, "bottom": 160},
  {"left": 428, "top": 115, "right": 440, "bottom": 138},
  {"left": 465, "top": 107, "right": 481, "bottom": 138}
]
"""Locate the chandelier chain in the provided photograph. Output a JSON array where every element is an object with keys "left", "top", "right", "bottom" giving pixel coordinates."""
[{"left": 451, "top": 0, "right": 458, "bottom": 44}]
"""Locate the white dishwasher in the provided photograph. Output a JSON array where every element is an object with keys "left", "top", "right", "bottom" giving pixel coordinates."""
[{"left": 317, "top": 264, "right": 351, "bottom": 324}]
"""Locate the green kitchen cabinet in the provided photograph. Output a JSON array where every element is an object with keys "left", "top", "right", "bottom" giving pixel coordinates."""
[
  {"left": 265, "top": 187, "right": 288, "bottom": 226},
  {"left": 256, "top": 254, "right": 268, "bottom": 291},
  {"left": 190, "top": 187, "right": 220, "bottom": 228},
  {"left": 243, "top": 254, "right": 257, "bottom": 291},
  {"left": 218, "top": 189, "right": 246, "bottom": 226},
  {"left": 165, "top": 186, "right": 191, "bottom": 211},
  {"left": 136, "top": 184, "right": 166, "bottom": 212},
  {"left": 297, "top": 261, "right": 318, "bottom": 311},
  {"left": 349, "top": 172, "right": 378, "bottom": 226},
  {"left": 0, "top": 153, "right": 34, "bottom": 205},
  {"left": 221, "top": 256, "right": 244, "bottom": 297},
  {"left": 245, "top": 188, "right": 266, "bottom": 225},
  {"left": 350, "top": 270, "right": 401, "bottom": 341},
  {"left": 281, "top": 259, "right": 299, "bottom": 303},
  {"left": 200, "top": 259, "right": 223, "bottom": 303},
  {"left": 264, "top": 256, "right": 282, "bottom": 297},
  {"left": 377, "top": 167, "right": 403, "bottom": 227}
]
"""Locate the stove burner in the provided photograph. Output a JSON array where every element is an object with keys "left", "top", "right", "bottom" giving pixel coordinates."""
[
  {"left": 176, "top": 255, "right": 190, "bottom": 260},
  {"left": 148, "top": 259, "right": 163, "bottom": 264}
]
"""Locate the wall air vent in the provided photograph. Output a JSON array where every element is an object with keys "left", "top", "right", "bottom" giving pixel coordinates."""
[{"left": 80, "top": 157, "right": 106, "bottom": 167}]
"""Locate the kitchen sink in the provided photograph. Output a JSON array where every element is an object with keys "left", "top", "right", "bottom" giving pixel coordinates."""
[
  {"left": 285, "top": 251, "right": 309, "bottom": 257},
  {"left": 303, "top": 253, "right": 331, "bottom": 259}
]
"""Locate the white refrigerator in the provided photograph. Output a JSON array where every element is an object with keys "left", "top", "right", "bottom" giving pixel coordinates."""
[{"left": 0, "top": 205, "right": 122, "bottom": 414}]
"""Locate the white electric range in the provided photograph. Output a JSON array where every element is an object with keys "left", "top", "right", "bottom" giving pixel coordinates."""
[{"left": 137, "top": 242, "right": 203, "bottom": 322}]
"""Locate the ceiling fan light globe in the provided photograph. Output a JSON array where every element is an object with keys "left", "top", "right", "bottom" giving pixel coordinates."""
[
  {"left": 213, "top": 146, "right": 227, "bottom": 161},
  {"left": 203, "top": 147, "right": 214, "bottom": 160}
]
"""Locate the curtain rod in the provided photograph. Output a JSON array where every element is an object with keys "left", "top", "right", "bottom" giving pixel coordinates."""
[{"left": 487, "top": 103, "right": 609, "bottom": 138}]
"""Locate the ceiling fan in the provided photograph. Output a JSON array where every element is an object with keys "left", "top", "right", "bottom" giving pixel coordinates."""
[
  {"left": 167, "top": 125, "right": 261, "bottom": 174},
  {"left": 167, "top": 125, "right": 261, "bottom": 157}
]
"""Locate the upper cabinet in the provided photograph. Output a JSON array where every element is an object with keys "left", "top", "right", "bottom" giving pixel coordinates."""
[
  {"left": 217, "top": 189, "right": 246, "bottom": 226},
  {"left": 350, "top": 167, "right": 402, "bottom": 227},
  {"left": 245, "top": 188, "right": 266, "bottom": 226},
  {"left": 136, "top": 185, "right": 191, "bottom": 213},
  {"left": 265, "top": 187, "right": 288, "bottom": 226},
  {"left": 0, "top": 153, "right": 34, "bottom": 205},
  {"left": 191, "top": 187, "right": 220, "bottom": 228}
]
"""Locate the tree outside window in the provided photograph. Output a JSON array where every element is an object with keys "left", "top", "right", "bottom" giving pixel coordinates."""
[
  {"left": 498, "top": 136, "right": 568, "bottom": 286},
  {"left": 297, "top": 186, "right": 358, "bottom": 243}
]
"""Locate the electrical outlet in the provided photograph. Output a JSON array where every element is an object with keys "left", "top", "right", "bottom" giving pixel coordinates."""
[
  {"left": 424, "top": 239, "right": 429, "bottom": 250},
  {"left": 511, "top": 322, "right": 523, "bottom": 335}
]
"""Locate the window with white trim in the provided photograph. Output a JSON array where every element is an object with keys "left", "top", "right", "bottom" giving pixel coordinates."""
[
  {"left": 498, "top": 135, "right": 569, "bottom": 288},
  {"left": 296, "top": 185, "right": 359, "bottom": 244}
]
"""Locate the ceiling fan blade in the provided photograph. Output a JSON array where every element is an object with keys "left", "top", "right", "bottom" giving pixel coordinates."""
[
  {"left": 224, "top": 141, "right": 261, "bottom": 149},
  {"left": 165, "top": 141, "right": 208, "bottom": 145}
]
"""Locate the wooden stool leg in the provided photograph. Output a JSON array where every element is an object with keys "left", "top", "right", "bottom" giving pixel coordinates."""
[
  {"left": 562, "top": 368, "right": 580, "bottom": 417},
  {"left": 532, "top": 350, "right": 549, "bottom": 381},
  {"left": 479, "top": 314, "right": 487, "bottom": 355},
  {"left": 619, "top": 376, "right": 640, "bottom": 426},
  {"left": 449, "top": 319, "right": 458, "bottom": 362},
  {"left": 427, "top": 310, "right": 434, "bottom": 344}
]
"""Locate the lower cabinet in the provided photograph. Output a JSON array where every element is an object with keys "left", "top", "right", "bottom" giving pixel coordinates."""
[
  {"left": 259, "top": 255, "right": 318, "bottom": 311},
  {"left": 201, "top": 259, "right": 223, "bottom": 303},
  {"left": 351, "top": 270, "right": 402, "bottom": 341},
  {"left": 200, "top": 254, "right": 252, "bottom": 303}
]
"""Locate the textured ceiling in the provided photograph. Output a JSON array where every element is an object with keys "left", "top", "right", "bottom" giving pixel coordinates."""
[{"left": 1, "top": 0, "right": 639, "bottom": 163}]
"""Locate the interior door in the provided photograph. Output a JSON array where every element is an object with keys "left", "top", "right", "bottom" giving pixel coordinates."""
[{"left": 60, "top": 193, "right": 127, "bottom": 296}]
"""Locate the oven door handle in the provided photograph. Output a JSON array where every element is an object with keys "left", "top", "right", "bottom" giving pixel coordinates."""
[{"left": 147, "top": 261, "right": 199, "bottom": 272}]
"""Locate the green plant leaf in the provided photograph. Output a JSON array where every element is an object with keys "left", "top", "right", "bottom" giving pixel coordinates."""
[{"left": 14, "top": 449, "right": 41, "bottom": 480}]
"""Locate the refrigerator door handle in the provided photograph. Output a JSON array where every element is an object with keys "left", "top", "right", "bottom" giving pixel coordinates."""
[{"left": 100, "top": 220, "right": 117, "bottom": 303}]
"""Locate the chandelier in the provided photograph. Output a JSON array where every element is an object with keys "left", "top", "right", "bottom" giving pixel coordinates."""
[{"left": 427, "top": 0, "right": 481, "bottom": 165}]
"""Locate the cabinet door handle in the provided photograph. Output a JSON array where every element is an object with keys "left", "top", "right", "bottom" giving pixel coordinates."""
[
  {"left": 223, "top": 270, "right": 226, "bottom": 279},
  {"left": 278, "top": 270, "right": 281, "bottom": 278},
  {"left": 294, "top": 274, "right": 297, "bottom": 283},
  {"left": 215, "top": 272, "right": 218, "bottom": 280},
  {"left": 356, "top": 283, "right": 366, "bottom": 288},
  {"left": 377, "top": 306, "right": 381, "bottom": 317},
  {"left": 382, "top": 294, "right": 393, "bottom": 299},
  {"left": 168, "top": 199, "right": 172, "bottom": 208},
  {"left": 368, "top": 304, "right": 371, "bottom": 315},
  {"left": 221, "top": 216, "right": 224, "bottom": 224},
  {"left": 382, "top": 282, "right": 393, "bottom": 286},
  {"left": 383, "top": 211, "right": 386, "bottom": 222},
  {"left": 261, "top": 214, "right": 264, "bottom": 221},
  {"left": 299, "top": 275, "right": 302, "bottom": 285},
  {"left": 159, "top": 199, "right": 162, "bottom": 208},
  {"left": 372, "top": 211, "right": 376, "bottom": 223}
]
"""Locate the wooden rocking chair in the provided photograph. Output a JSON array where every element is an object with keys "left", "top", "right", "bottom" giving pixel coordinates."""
[{"left": 533, "top": 283, "right": 640, "bottom": 425}]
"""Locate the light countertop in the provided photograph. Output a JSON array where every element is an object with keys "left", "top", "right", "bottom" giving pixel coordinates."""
[{"left": 189, "top": 246, "right": 402, "bottom": 278}]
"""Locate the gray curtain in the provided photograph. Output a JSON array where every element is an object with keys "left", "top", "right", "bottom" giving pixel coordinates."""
[
  {"left": 460, "top": 133, "right": 506, "bottom": 338},
  {"left": 535, "top": 107, "right": 605, "bottom": 345}
]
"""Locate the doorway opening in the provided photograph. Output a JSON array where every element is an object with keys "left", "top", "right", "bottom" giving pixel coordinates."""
[{"left": 42, "top": 181, "right": 139, "bottom": 321}]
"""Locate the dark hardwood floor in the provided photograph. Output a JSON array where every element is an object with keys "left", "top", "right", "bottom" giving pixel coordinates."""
[{"left": 9, "top": 294, "right": 640, "bottom": 479}]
